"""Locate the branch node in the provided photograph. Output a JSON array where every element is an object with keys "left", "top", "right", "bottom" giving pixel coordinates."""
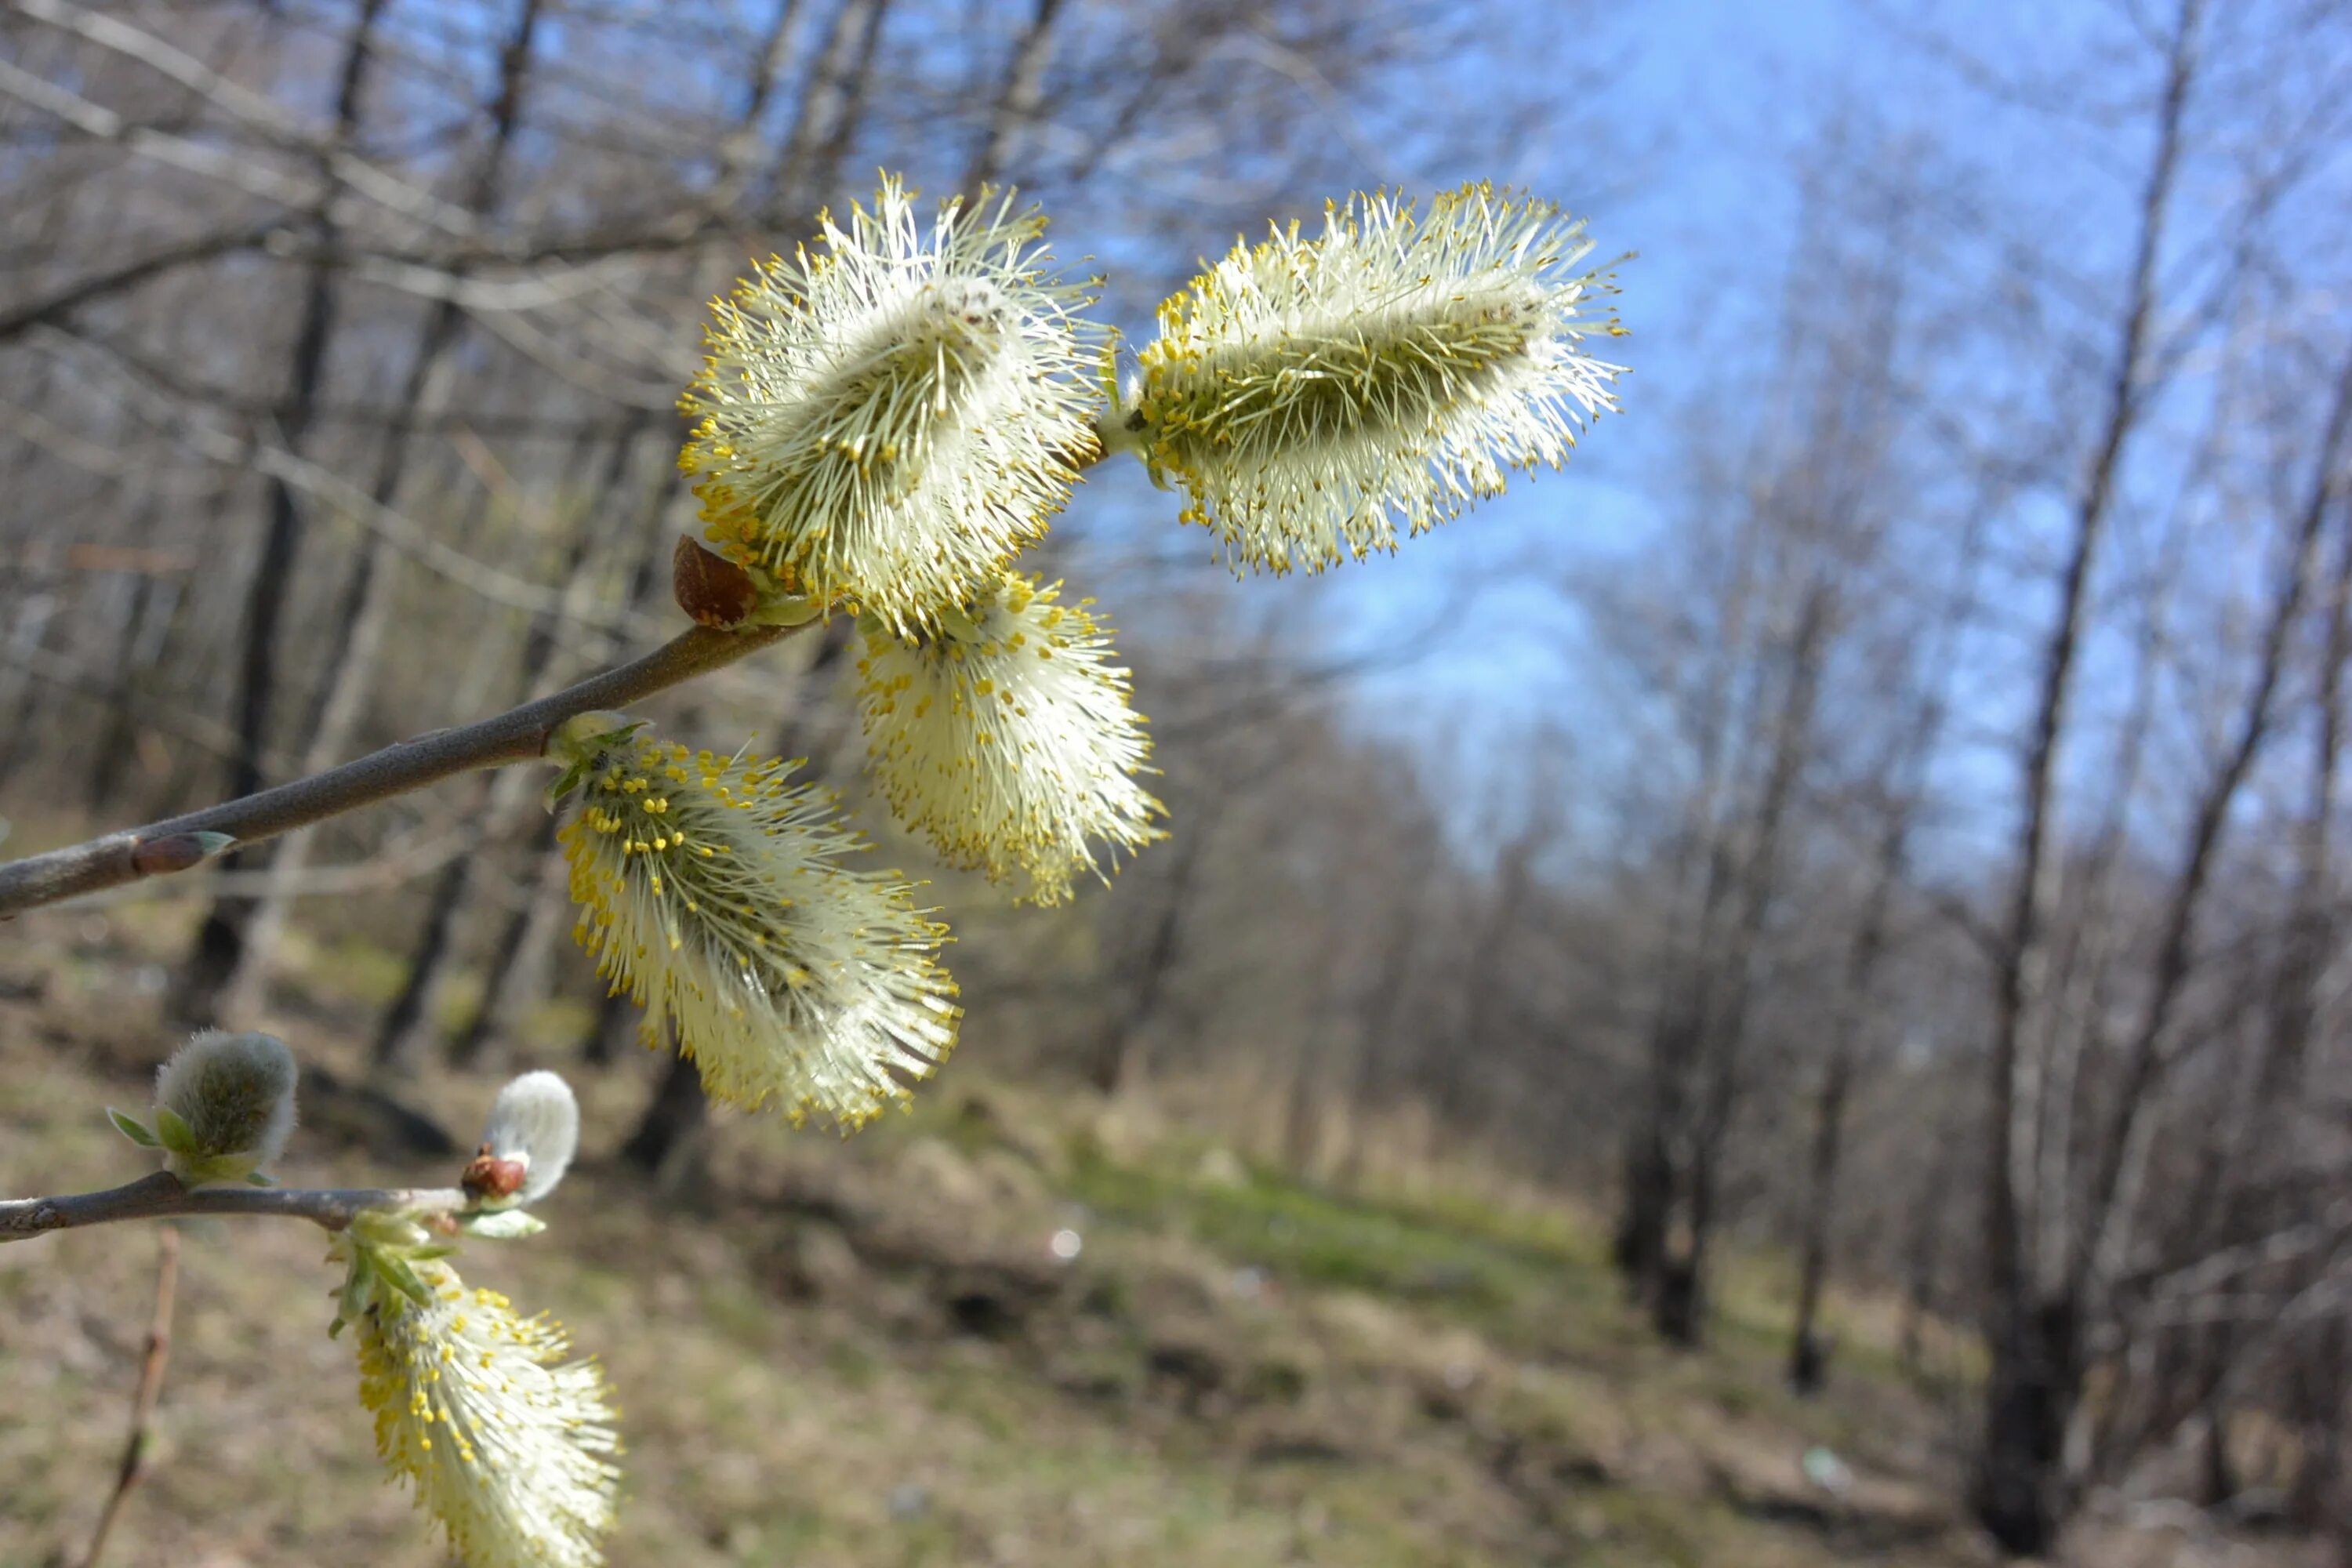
[{"left": 129, "top": 832, "right": 234, "bottom": 877}]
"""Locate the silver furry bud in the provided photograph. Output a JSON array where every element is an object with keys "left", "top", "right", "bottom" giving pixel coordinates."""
[
  {"left": 472, "top": 1071, "right": 579, "bottom": 1206},
  {"left": 151, "top": 1030, "right": 297, "bottom": 1185}
]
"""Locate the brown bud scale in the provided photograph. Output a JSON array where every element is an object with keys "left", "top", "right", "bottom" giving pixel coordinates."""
[
  {"left": 673, "top": 534, "right": 759, "bottom": 627},
  {"left": 462, "top": 1149, "right": 529, "bottom": 1201}
]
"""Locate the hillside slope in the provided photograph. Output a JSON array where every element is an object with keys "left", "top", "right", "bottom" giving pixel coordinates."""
[{"left": 0, "top": 922, "right": 2312, "bottom": 1568}]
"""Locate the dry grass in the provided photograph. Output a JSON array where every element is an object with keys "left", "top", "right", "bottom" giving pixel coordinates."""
[{"left": 0, "top": 913, "right": 2321, "bottom": 1568}]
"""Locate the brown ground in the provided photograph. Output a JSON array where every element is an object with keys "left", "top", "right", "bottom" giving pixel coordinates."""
[{"left": 0, "top": 909, "right": 2319, "bottom": 1567}]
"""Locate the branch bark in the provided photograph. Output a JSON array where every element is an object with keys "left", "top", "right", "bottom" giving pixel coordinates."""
[
  {"left": 0, "top": 1171, "right": 469, "bottom": 1243},
  {"left": 0, "top": 621, "right": 805, "bottom": 916}
]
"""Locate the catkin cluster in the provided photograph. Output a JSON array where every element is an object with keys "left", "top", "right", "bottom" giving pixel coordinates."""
[{"left": 550, "top": 176, "right": 1625, "bottom": 1139}]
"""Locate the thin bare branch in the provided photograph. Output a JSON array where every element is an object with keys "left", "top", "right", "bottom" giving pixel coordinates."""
[
  {"left": 0, "top": 621, "right": 808, "bottom": 916},
  {"left": 0, "top": 1171, "right": 470, "bottom": 1243}
]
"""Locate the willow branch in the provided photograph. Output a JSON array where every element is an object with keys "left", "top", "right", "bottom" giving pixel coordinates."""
[
  {"left": 0, "top": 1171, "right": 472, "bottom": 1243},
  {"left": 0, "top": 620, "right": 807, "bottom": 917}
]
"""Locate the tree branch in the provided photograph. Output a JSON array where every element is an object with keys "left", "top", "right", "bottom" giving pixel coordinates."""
[
  {"left": 0, "top": 220, "right": 287, "bottom": 345},
  {"left": 75, "top": 1224, "right": 180, "bottom": 1568},
  {"left": 0, "top": 620, "right": 808, "bottom": 917},
  {"left": 0, "top": 1171, "right": 471, "bottom": 1243}
]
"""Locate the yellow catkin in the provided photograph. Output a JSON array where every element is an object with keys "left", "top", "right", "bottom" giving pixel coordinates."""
[
  {"left": 557, "top": 727, "right": 958, "bottom": 1125},
  {"left": 1123, "top": 183, "right": 1626, "bottom": 575},
  {"left": 347, "top": 1249, "right": 619, "bottom": 1568},
  {"left": 856, "top": 570, "right": 1163, "bottom": 905},
  {"left": 679, "top": 175, "right": 1105, "bottom": 637}
]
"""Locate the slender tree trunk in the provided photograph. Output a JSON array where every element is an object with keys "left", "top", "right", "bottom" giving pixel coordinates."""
[
  {"left": 1334, "top": 840, "right": 1434, "bottom": 1188},
  {"left": 775, "top": 0, "right": 893, "bottom": 212},
  {"left": 85, "top": 490, "right": 198, "bottom": 811},
  {"left": 2289, "top": 1315, "right": 2350, "bottom": 1531},
  {"left": 1616, "top": 521, "right": 1765, "bottom": 1302},
  {"left": 1661, "top": 579, "right": 1830, "bottom": 1347},
  {"left": 1790, "top": 497, "right": 1984, "bottom": 1390},
  {"left": 2114, "top": 357, "right": 2352, "bottom": 1490},
  {"left": 373, "top": 425, "right": 646, "bottom": 1075},
  {"left": 2079, "top": 344, "right": 2352, "bottom": 1299},
  {"left": 0, "top": 546, "right": 64, "bottom": 783},
  {"left": 1443, "top": 842, "right": 1537, "bottom": 1131},
  {"left": 176, "top": 0, "right": 391, "bottom": 1025},
  {"left": 1088, "top": 804, "right": 1207, "bottom": 1095},
  {"left": 448, "top": 808, "right": 564, "bottom": 1070},
  {"left": 214, "top": 307, "right": 461, "bottom": 1021},
  {"left": 216, "top": 0, "right": 550, "bottom": 1026},
  {"left": 622, "top": 1031, "right": 710, "bottom": 1191},
  {"left": 961, "top": 0, "right": 1065, "bottom": 191},
  {"left": 1788, "top": 1049, "right": 1851, "bottom": 1393},
  {"left": 1900, "top": 1093, "right": 1963, "bottom": 1377},
  {"left": 709, "top": 0, "right": 811, "bottom": 210},
  {"left": 371, "top": 837, "right": 474, "bottom": 1069},
  {"left": 1974, "top": 5, "right": 2198, "bottom": 1548},
  {"left": 583, "top": 985, "right": 640, "bottom": 1068}
]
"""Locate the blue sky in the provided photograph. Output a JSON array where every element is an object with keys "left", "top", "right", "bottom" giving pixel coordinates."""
[
  {"left": 1307, "top": 0, "right": 1863, "bottom": 833},
  {"left": 1210, "top": 0, "right": 2352, "bottom": 875}
]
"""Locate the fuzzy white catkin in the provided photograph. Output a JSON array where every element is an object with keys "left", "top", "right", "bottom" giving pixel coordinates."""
[
  {"left": 152, "top": 1029, "right": 297, "bottom": 1183},
  {"left": 1120, "top": 183, "right": 1627, "bottom": 575},
  {"left": 555, "top": 724, "right": 960, "bottom": 1126},
  {"left": 478, "top": 1072, "right": 580, "bottom": 1204},
  {"left": 681, "top": 174, "right": 1103, "bottom": 637},
  {"left": 345, "top": 1244, "right": 620, "bottom": 1568},
  {"left": 855, "top": 571, "right": 1163, "bottom": 904}
]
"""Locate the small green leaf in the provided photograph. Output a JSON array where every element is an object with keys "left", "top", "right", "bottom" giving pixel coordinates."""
[
  {"left": 244, "top": 1171, "right": 276, "bottom": 1187},
  {"left": 543, "top": 760, "right": 587, "bottom": 809},
  {"left": 152, "top": 1106, "right": 199, "bottom": 1158},
  {"left": 374, "top": 1249, "right": 434, "bottom": 1308},
  {"left": 459, "top": 1209, "right": 547, "bottom": 1240},
  {"left": 408, "top": 1243, "right": 458, "bottom": 1261},
  {"left": 326, "top": 1312, "right": 347, "bottom": 1340},
  {"left": 339, "top": 1250, "right": 378, "bottom": 1325},
  {"left": 108, "top": 1109, "right": 160, "bottom": 1148}
]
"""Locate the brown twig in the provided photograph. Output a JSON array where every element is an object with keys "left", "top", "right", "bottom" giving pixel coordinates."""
[
  {"left": 0, "top": 620, "right": 806, "bottom": 916},
  {"left": 76, "top": 1225, "right": 180, "bottom": 1568},
  {"left": 0, "top": 1171, "right": 473, "bottom": 1244}
]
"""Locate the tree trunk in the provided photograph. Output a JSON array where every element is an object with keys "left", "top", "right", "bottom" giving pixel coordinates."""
[
  {"left": 82, "top": 493, "right": 181, "bottom": 809},
  {"left": 217, "top": 0, "right": 550, "bottom": 1026},
  {"left": 2289, "top": 1315, "right": 2350, "bottom": 1531},
  {"left": 448, "top": 808, "right": 563, "bottom": 1070},
  {"left": 1087, "top": 802, "right": 1208, "bottom": 1095},
  {"left": 583, "top": 986, "right": 641, "bottom": 1069},
  {"left": 1899, "top": 1095, "right": 1962, "bottom": 1377},
  {"left": 622, "top": 1035, "right": 710, "bottom": 1187},
  {"left": 1615, "top": 598, "right": 1755, "bottom": 1309},
  {"left": 1974, "top": 1294, "right": 2082, "bottom": 1555},
  {"left": 1334, "top": 840, "right": 1433, "bottom": 1188},
  {"left": 372, "top": 423, "right": 647, "bottom": 1076},
  {"left": 775, "top": 0, "right": 892, "bottom": 213},
  {"left": 961, "top": 0, "right": 1065, "bottom": 191},
  {"left": 1660, "top": 579, "right": 1831, "bottom": 1346},
  {"left": 370, "top": 839, "right": 473, "bottom": 1074},
  {"left": 1788, "top": 1048, "right": 1850, "bottom": 1394},
  {"left": 1973, "top": 5, "right": 2197, "bottom": 1548},
  {"left": 175, "top": 0, "right": 390, "bottom": 1025}
]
